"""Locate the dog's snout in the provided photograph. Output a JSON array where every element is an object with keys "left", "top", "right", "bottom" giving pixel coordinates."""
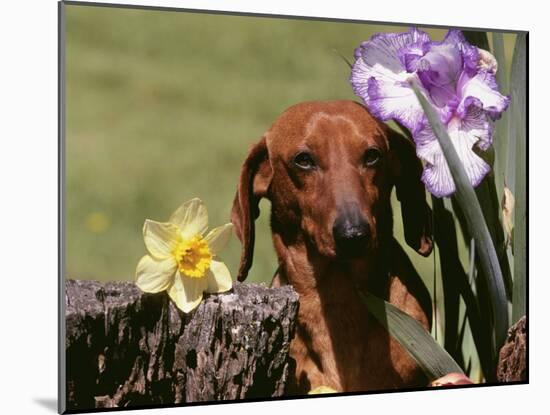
[
  {"left": 334, "top": 221, "right": 370, "bottom": 240},
  {"left": 333, "top": 207, "right": 371, "bottom": 255},
  {"left": 333, "top": 217, "right": 370, "bottom": 243}
]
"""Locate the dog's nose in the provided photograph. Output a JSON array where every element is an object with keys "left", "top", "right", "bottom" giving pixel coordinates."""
[{"left": 333, "top": 210, "right": 371, "bottom": 255}]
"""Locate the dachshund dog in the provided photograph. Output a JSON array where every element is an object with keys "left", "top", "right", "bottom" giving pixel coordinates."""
[{"left": 231, "top": 100, "right": 433, "bottom": 393}]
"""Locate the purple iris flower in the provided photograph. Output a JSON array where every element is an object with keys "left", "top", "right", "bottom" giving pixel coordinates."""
[{"left": 350, "top": 28, "right": 509, "bottom": 197}]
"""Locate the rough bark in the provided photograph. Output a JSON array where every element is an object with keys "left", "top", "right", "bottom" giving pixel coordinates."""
[
  {"left": 496, "top": 316, "right": 527, "bottom": 382},
  {"left": 65, "top": 279, "right": 299, "bottom": 410}
]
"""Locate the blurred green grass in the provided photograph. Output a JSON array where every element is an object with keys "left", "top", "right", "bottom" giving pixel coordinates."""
[{"left": 64, "top": 5, "right": 513, "bottom": 291}]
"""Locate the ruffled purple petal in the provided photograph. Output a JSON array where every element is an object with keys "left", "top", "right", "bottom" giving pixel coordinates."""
[
  {"left": 457, "top": 71, "right": 511, "bottom": 121},
  {"left": 403, "top": 52, "right": 423, "bottom": 73},
  {"left": 400, "top": 35, "right": 431, "bottom": 72},
  {"left": 350, "top": 56, "right": 372, "bottom": 102},
  {"left": 460, "top": 105, "right": 493, "bottom": 151},
  {"left": 442, "top": 29, "right": 479, "bottom": 76},
  {"left": 350, "top": 28, "right": 432, "bottom": 133},
  {"left": 354, "top": 27, "right": 431, "bottom": 73},
  {"left": 438, "top": 96, "right": 460, "bottom": 124},
  {"left": 448, "top": 119, "right": 491, "bottom": 188},
  {"left": 415, "top": 29, "right": 481, "bottom": 109},
  {"left": 414, "top": 114, "right": 491, "bottom": 197},
  {"left": 416, "top": 42, "right": 463, "bottom": 107},
  {"left": 360, "top": 76, "right": 426, "bottom": 133},
  {"left": 417, "top": 137, "right": 457, "bottom": 197}
]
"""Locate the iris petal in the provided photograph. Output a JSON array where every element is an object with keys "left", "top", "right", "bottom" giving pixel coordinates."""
[
  {"left": 415, "top": 113, "right": 491, "bottom": 197},
  {"left": 350, "top": 28, "right": 431, "bottom": 133},
  {"left": 416, "top": 43, "right": 462, "bottom": 107},
  {"left": 460, "top": 105, "right": 493, "bottom": 151},
  {"left": 354, "top": 74, "right": 427, "bottom": 134},
  {"left": 458, "top": 71, "right": 510, "bottom": 120},
  {"left": 356, "top": 28, "right": 431, "bottom": 71},
  {"left": 437, "top": 29, "right": 479, "bottom": 76}
]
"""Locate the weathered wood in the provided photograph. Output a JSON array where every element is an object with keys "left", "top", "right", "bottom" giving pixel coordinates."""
[
  {"left": 496, "top": 316, "right": 527, "bottom": 382},
  {"left": 65, "top": 279, "right": 299, "bottom": 410}
]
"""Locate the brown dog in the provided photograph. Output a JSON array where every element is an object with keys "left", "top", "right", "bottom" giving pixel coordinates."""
[{"left": 231, "top": 100, "right": 433, "bottom": 393}]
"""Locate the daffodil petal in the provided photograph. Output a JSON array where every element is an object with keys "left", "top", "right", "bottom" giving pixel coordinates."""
[
  {"left": 143, "top": 220, "right": 180, "bottom": 259},
  {"left": 206, "top": 260, "right": 232, "bottom": 294},
  {"left": 168, "top": 271, "right": 207, "bottom": 313},
  {"left": 169, "top": 198, "right": 209, "bottom": 239},
  {"left": 308, "top": 386, "right": 338, "bottom": 394},
  {"left": 135, "top": 255, "right": 176, "bottom": 293},
  {"left": 204, "top": 223, "right": 233, "bottom": 255}
]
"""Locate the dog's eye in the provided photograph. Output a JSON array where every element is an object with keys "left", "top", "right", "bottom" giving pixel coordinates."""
[
  {"left": 363, "top": 148, "right": 381, "bottom": 167},
  {"left": 294, "top": 152, "right": 316, "bottom": 170}
]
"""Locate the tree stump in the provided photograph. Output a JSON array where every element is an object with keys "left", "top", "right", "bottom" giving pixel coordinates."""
[
  {"left": 496, "top": 316, "right": 527, "bottom": 382},
  {"left": 65, "top": 279, "right": 299, "bottom": 410}
]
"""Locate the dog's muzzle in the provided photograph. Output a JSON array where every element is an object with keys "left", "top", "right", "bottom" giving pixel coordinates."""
[{"left": 333, "top": 205, "right": 371, "bottom": 257}]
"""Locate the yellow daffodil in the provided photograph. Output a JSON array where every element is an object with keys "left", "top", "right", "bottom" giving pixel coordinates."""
[
  {"left": 135, "top": 198, "right": 234, "bottom": 313},
  {"left": 308, "top": 386, "right": 338, "bottom": 394}
]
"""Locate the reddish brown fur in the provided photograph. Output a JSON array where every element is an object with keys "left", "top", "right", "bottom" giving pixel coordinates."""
[{"left": 231, "top": 100, "right": 433, "bottom": 393}]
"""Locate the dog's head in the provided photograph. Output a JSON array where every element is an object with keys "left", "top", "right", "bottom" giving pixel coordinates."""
[{"left": 231, "top": 100, "right": 432, "bottom": 281}]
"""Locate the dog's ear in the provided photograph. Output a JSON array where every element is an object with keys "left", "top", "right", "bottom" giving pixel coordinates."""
[
  {"left": 231, "top": 136, "right": 273, "bottom": 281},
  {"left": 388, "top": 129, "right": 433, "bottom": 256}
]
